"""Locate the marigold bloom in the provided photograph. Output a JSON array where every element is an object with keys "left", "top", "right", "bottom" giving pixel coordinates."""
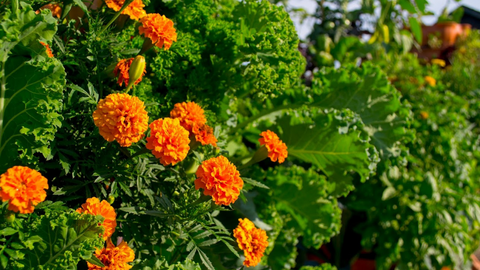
[
  {"left": 92, "top": 93, "right": 149, "bottom": 147},
  {"left": 77, "top": 197, "right": 117, "bottom": 240},
  {"left": 431, "top": 58, "right": 446, "bottom": 67},
  {"left": 192, "top": 123, "right": 217, "bottom": 147},
  {"left": 424, "top": 76, "right": 436, "bottom": 87},
  {"left": 0, "top": 166, "right": 48, "bottom": 214},
  {"left": 259, "top": 130, "right": 288, "bottom": 163},
  {"left": 39, "top": 41, "right": 54, "bottom": 58},
  {"left": 420, "top": 111, "right": 429, "bottom": 120},
  {"left": 195, "top": 156, "right": 243, "bottom": 206},
  {"left": 104, "top": 0, "right": 146, "bottom": 20},
  {"left": 170, "top": 101, "right": 207, "bottom": 133},
  {"left": 139, "top": 14, "right": 177, "bottom": 50},
  {"left": 146, "top": 118, "right": 190, "bottom": 166},
  {"left": 233, "top": 218, "right": 268, "bottom": 267},
  {"left": 36, "top": 3, "right": 62, "bottom": 18},
  {"left": 87, "top": 238, "right": 135, "bottom": 270},
  {"left": 114, "top": 58, "right": 146, "bottom": 87}
]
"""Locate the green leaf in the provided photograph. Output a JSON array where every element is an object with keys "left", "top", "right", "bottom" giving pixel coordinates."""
[
  {"left": 197, "top": 249, "right": 215, "bottom": 270},
  {"left": 0, "top": 254, "right": 7, "bottom": 269},
  {"left": 279, "top": 114, "right": 372, "bottom": 181},
  {"left": 0, "top": 3, "right": 65, "bottom": 170},
  {"left": 266, "top": 166, "right": 342, "bottom": 248},
  {"left": 71, "top": 0, "right": 90, "bottom": 15},
  {"left": 19, "top": 211, "right": 104, "bottom": 269},
  {"left": 86, "top": 255, "right": 105, "bottom": 267},
  {"left": 381, "top": 186, "right": 396, "bottom": 200},
  {"left": 242, "top": 177, "right": 269, "bottom": 189},
  {"left": 409, "top": 17, "right": 422, "bottom": 43},
  {"left": 399, "top": 0, "right": 417, "bottom": 13},
  {"left": 267, "top": 231, "right": 298, "bottom": 270},
  {"left": 415, "top": 0, "right": 427, "bottom": 13},
  {"left": 0, "top": 228, "right": 17, "bottom": 236},
  {"left": 312, "top": 64, "right": 410, "bottom": 159}
]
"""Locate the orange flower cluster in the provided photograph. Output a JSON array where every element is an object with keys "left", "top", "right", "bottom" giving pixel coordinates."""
[
  {"left": 195, "top": 156, "right": 243, "bottom": 205},
  {"left": 114, "top": 58, "right": 146, "bottom": 87},
  {"left": 39, "top": 41, "right": 54, "bottom": 58},
  {"left": 92, "top": 93, "right": 149, "bottom": 147},
  {"left": 424, "top": 76, "right": 436, "bottom": 87},
  {"left": 170, "top": 101, "right": 217, "bottom": 147},
  {"left": 170, "top": 102, "right": 206, "bottom": 133},
  {"left": 87, "top": 238, "right": 135, "bottom": 270},
  {"left": 192, "top": 123, "right": 218, "bottom": 147},
  {"left": 104, "top": 0, "right": 146, "bottom": 20},
  {"left": 233, "top": 218, "right": 268, "bottom": 267},
  {"left": 259, "top": 130, "right": 288, "bottom": 163},
  {"left": 0, "top": 166, "right": 48, "bottom": 214},
  {"left": 139, "top": 14, "right": 177, "bottom": 50},
  {"left": 77, "top": 197, "right": 117, "bottom": 240},
  {"left": 36, "top": 3, "right": 62, "bottom": 18},
  {"left": 146, "top": 118, "right": 190, "bottom": 166}
]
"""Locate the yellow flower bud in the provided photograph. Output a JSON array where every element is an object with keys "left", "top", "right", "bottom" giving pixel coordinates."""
[{"left": 127, "top": 55, "right": 146, "bottom": 90}]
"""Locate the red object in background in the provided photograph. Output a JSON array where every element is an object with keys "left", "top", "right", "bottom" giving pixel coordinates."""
[{"left": 351, "top": 250, "right": 376, "bottom": 270}]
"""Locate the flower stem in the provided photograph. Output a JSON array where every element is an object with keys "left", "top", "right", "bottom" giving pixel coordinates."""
[{"left": 99, "top": 0, "right": 135, "bottom": 34}]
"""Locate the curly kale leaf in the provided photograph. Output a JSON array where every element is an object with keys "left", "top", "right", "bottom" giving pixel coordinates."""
[{"left": 0, "top": 2, "right": 65, "bottom": 171}]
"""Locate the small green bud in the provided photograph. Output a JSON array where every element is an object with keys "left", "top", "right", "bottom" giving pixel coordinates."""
[
  {"left": 127, "top": 55, "right": 146, "bottom": 90},
  {"left": 5, "top": 211, "right": 15, "bottom": 223},
  {"left": 107, "top": 195, "right": 115, "bottom": 204}
]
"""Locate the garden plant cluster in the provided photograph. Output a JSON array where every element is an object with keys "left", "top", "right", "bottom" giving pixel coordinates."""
[{"left": 1, "top": 0, "right": 480, "bottom": 269}]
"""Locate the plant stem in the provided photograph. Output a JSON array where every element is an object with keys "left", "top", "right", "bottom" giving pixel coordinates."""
[{"left": 99, "top": 0, "right": 134, "bottom": 34}]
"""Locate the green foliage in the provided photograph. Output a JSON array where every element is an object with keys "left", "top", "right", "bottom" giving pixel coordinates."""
[
  {"left": 311, "top": 64, "right": 412, "bottom": 159},
  {"left": 0, "top": 208, "right": 104, "bottom": 269},
  {"left": 278, "top": 113, "right": 373, "bottom": 196},
  {"left": 299, "top": 264, "right": 337, "bottom": 270},
  {"left": 0, "top": 2, "right": 65, "bottom": 171},
  {"left": 345, "top": 32, "right": 480, "bottom": 270}
]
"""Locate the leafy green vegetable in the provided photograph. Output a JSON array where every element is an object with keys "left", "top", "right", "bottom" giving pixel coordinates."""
[
  {"left": 0, "top": 2, "right": 65, "bottom": 171},
  {"left": 311, "top": 64, "right": 411, "bottom": 159}
]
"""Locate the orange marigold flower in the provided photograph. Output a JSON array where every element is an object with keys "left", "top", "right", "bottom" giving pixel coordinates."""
[
  {"left": 139, "top": 13, "right": 177, "bottom": 50},
  {"left": 195, "top": 156, "right": 243, "bottom": 206},
  {"left": 146, "top": 118, "right": 190, "bottom": 166},
  {"left": 233, "top": 218, "right": 268, "bottom": 267},
  {"left": 104, "top": 0, "right": 146, "bottom": 20},
  {"left": 39, "top": 41, "right": 54, "bottom": 58},
  {"left": 420, "top": 111, "right": 429, "bottom": 120},
  {"left": 36, "top": 3, "right": 62, "bottom": 18},
  {"left": 431, "top": 58, "right": 446, "bottom": 67},
  {"left": 92, "top": 93, "right": 149, "bottom": 147},
  {"left": 114, "top": 58, "right": 146, "bottom": 87},
  {"left": 77, "top": 197, "right": 117, "bottom": 240},
  {"left": 259, "top": 130, "right": 288, "bottom": 163},
  {"left": 87, "top": 238, "right": 135, "bottom": 270},
  {"left": 170, "top": 101, "right": 207, "bottom": 133},
  {"left": 424, "top": 76, "right": 436, "bottom": 87},
  {"left": 192, "top": 123, "right": 217, "bottom": 147},
  {"left": 0, "top": 166, "right": 48, "bottom": 214}
]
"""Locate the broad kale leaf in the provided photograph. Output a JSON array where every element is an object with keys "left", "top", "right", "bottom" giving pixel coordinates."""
[
  {"left": 311, "top": 63, "right": 411, "bottom": 159},
  {"left": 0, "top": 3, "right": 65, "bottom": 171}
]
